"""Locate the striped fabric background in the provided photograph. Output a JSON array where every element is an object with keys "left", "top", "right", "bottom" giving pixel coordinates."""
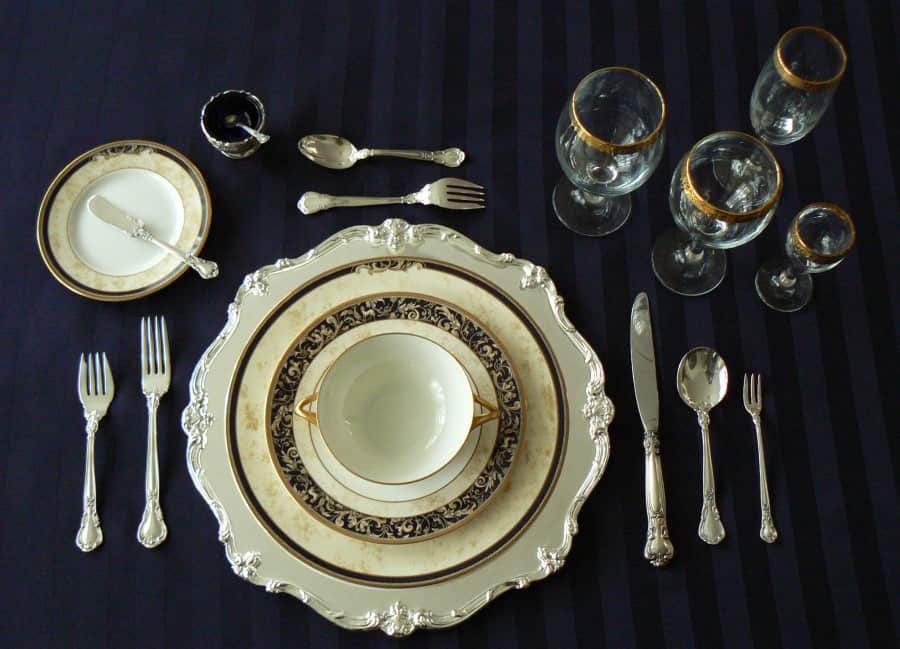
[{"left": 1, "top": 0, "right": 897, "bottom": 647}]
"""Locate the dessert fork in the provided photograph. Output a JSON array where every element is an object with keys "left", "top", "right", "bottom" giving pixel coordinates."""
[
  {"left": 76, "top": 353, "right": 114, "bottom": 552},
  {"left": 743, "top": 373, "right": 779, "bottom": 543},
  {"left": 137, "top": 316, "right": 170, "bottom": 548},
  {"left": 297, "top": 178, "right": 485, "bottom": 214}
]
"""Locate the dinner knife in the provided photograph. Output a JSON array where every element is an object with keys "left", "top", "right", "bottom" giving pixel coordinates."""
[
  {"left": 630, "top": 292, "right": 674, "bottom": 567},
  {"left": 87, "top": 195, "right": 219, "bottom": 279}
]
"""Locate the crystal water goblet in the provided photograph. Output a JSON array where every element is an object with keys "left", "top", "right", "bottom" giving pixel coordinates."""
[
  {"left": 750, "top": 26, "right": 847, "bottom": 146},
  {"left": 755, "top": 202, "right": 855, "bottom": 311},
  {"left": 553, "top": 67, "right": 666, "bottom": 236},
  {"left": 652, "top": 131, "right": 783, "bottom": 296}
]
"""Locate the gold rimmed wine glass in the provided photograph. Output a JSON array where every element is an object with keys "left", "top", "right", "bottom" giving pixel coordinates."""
[
  {"left": 750, "top": 26, "right": 848, "bottom": 146},
  {"left": 755, "top": 202, "right": 856, "bottom": 311},
  {"left": 553, "top": 67, "right": 666, "bottom": 236},
  {"left": 651, "top": 131, "right": 783, "bottom": 296}
]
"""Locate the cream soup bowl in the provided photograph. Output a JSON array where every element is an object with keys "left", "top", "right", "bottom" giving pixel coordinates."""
[{"left": 295, "top": 333, "right": 498, "bottom": 484}]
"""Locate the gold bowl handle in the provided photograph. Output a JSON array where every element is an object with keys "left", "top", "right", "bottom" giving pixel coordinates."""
[
  {"left": 470, "top": 394, "right": 499, "bottom": 430},
  {"left": 295, "top": 393, "right": 319, "bottom": 427}
]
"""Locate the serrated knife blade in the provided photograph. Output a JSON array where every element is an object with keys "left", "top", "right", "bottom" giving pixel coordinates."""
[{"left": 630, "top": 292, "right": 674, "bottom": 567}]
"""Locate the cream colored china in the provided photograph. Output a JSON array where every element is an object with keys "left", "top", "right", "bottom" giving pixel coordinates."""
[
  {"left": 183, "top": 220, "right": 613, "bottom": 636},
  {"left": 37, "top": 140, "right": 211, "bottom": 301},
  {"left": 296, "top": 333, "right": 497, "bottom": 485},
  {"left": 298, "top": 320, "right": 497, "bottom": 508}
]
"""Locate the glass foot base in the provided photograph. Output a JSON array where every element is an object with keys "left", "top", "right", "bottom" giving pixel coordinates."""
[
  {"left": 552, "top": 177, "right": 631, "bottom": 237},
  {"left": 651, "top": 228, "right": 727, "bottom": 296},
  {"left": 755, "top": 259, "right": 812, "bottom": 312}
]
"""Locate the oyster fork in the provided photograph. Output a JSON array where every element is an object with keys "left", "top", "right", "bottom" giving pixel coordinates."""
[
  {"left": 297, "top": 177, "right": 486, "bottom": 214},
  {"left": 76, "top": 353, "right": 114, "bottom": 552},
  {"left": 743, "top": 373, "right": 779, "bottom": 543},
  {"left": 137, "top": 316, "right": 170, "bottom": 548}
]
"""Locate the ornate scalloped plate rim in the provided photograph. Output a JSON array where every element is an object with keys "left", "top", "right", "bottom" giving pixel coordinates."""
[{"left": 181, "top": 219, "right": 613, "bottom": 636}]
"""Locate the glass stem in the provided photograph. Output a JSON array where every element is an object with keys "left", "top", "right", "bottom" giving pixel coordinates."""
[
  {"left": 775, "top": 264, "right": 797, "bottom": 289},
  {"left": 684, "top": 239, "right": 705, "bottom": 264}
]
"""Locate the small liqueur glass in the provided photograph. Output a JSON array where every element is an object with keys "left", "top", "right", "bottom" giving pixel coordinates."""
[
  {"left": 750, "top": 26, "right": 847, "bottom": 146},
  {"left": 553, "top": 67, "right": 666, "bottom": 236},
  {"left": 755, "top": 203, "right": 855, "bottom": 312},
  {"left": 200, "top": 89, "right": 268, "bottom": 159},
  {"left": 652, "top": 131, "right": 783, "bottom": 296}
]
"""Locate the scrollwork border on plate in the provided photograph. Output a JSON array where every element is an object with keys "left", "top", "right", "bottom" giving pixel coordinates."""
[{"left": 182, "top": 219, "right": 612, "bottom": 636}]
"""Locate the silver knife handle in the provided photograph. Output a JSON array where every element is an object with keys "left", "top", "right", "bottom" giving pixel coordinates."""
[
  {"left": 360, "top": 147, "right": 465, "bottom": 167},
  {"left": 135, "top": 226, "right": 219, "bottom": 279},
  {"left": 643, "top": 430, "right": 674, "bottom": 566},
  {"left": 76, "top": 412, "right": 103, "bottom": 552},
  {"left": 697, "top": 409, "right": 726, "bottom": 544}
]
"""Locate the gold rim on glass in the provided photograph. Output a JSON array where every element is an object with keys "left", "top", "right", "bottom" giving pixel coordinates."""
[
  {"left": 789, "top": 202, "right": 856, "bottom": 263},
  {"left": 773, "top": 26, "right": 847, "bottom": 92},
  {"left": 680, "top": 131, "right": 783, "bottom": 223},
  {"left": 569, "top": 66, "right": 666, "bottom": 154}
]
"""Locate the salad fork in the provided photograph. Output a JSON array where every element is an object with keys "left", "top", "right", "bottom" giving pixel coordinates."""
[
  {"left": 743, "top": 373, "right": 779, "bottom": 543},
  {"left": 76, "top": 353, "right": 114, "bottom": 552},
  {"left": 137, "top": 316, "right": 170, "bottom": 548},
  {"left": 297, "top": 177, "right": 485, "bottom": 214}
]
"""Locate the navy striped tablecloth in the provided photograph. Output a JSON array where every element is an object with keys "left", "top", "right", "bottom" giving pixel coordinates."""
[{"left": 2, "top": 1, "right": 897, "bottom": 647}]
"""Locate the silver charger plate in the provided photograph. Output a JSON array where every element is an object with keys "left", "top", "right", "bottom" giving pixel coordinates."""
[{"left": 182, "top": 219, "right": 613, "bottom": 636}]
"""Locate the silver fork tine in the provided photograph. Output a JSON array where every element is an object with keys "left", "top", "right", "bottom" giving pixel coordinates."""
[
  {"left": 78, "top": 353, "right": 87, "bottom": 397},
  {"left": 448, "top": 202, "right": 485, "bottom": 210},
  {"left": 756, "top": 374, "right": 762, "bottom": 406},
  {"left": 445, "top": 178, "right": 484, "bottom": 191},
  {"left": 154, "top": 316, "right": 163, "bottom": 375},
  {"left": 446, "top": 186, "right": 485, "bottom": 196},
  {"left": 161, "top": 316, "right": 170, "bottom": 375},
  {"left": 141, "top": 317, "right": 148, "bottom": 375},
  {"left": 102, "top": 353, "right": 111, "bottom": 395},
  {"left": 95, "top": 353, "right": 103, "bottom": 394},
  {"left": 88, "top": 352, "right": 97, "bottom": 396},
  {"left": 742, "top": 373, "right": 749, "bottom": 408}
]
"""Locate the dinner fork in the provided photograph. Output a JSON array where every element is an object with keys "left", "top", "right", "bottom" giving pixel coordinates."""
[
  {"left": 743, "top": 373, "right": 779, "bottom": 543},
  {"left": 297, "top": 177, "right": 486, "bottom": 214},
  {"left": 137, "top": 316, "right": 170, "bottom": 548},
  {"left": 76, "top": 353, "right": 114, "bottom": 552}
]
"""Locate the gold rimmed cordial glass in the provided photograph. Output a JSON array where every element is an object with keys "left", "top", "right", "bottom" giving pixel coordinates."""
[
  {"left": 750, "top": 26, "right": 847, "bottom": 146},
  {"left": 651, "top": 131, "right": 782, "bottom": 296},
  {"left": 755, "top": 203, "right": 855, "bottom": 311},
  {"left": 553, "top": 67, "right": 666, "bottom": 236}
]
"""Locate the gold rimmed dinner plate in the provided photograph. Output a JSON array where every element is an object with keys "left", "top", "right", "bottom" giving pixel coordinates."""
[
  {"left": 183, "top": 221, "right": 613, "bottom": 636},
  {"left": 36, "top": 140, "right": 211, "bottom": 301}
]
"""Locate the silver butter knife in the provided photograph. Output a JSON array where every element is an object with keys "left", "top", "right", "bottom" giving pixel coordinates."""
[
  {"left": 630, "top": 292, "right": 675, "bottom": 567},
  {"left": 87, "top": 195, "right": 219, "bottom": 279}
]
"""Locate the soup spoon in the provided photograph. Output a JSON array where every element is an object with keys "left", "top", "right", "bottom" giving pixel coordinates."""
[
  {"left": 224, "top": 113, "right": 270, "bottom": 144},
  {"left": 298, "top": 134, "right": 464, "bottom": 169},
  {"left": 677, "top": 347, "right": 728, "bottom": 545}
]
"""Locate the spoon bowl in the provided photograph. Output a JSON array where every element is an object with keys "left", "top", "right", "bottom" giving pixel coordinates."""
[{"left": 676, "top": 346, "right": 729, "bottom": 410}]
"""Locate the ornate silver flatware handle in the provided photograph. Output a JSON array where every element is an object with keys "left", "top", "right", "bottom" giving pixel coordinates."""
[
  {"left": 298, "top": 192, "right": 416, "bottom": 215},
  {"left": 697, "top": 409, "right": 726, "bottom": 544},
  {"left": 137, "top": 394, "right": 168, "bottom": 548},
  {"left": 360, "top": 147, "right": 464, "bottom": 167},
  {"left": 135, "top": 225, "right": 219, "bottom": 279},
  {"left": 76, "top": 412, "right": 103, "bottom": 552},
  {"left": 752, "top": 413, "right": 778, "bottom": 543},
  {"left": 643, "top": 430, "right": 674, "bottom": 566}
]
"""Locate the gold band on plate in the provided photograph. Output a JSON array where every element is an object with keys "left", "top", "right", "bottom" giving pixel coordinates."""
[
  {"left": 680, "top": 131, "right": 783, "bottom": 224},
  {"left": 773, "top": 26, "right": 847, "bottom": 92},
  {"left": 569, "top": 66, "right": 666, "bottom": 155},
  {"left": 789, "top": 202, "right": 856, "bottom": 264}
]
